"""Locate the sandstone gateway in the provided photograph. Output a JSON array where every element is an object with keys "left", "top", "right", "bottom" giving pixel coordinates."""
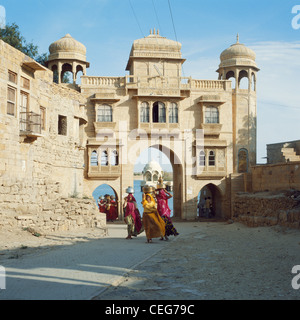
[{"left": 2, "top": 30, "right": 297, "bottom": 232}]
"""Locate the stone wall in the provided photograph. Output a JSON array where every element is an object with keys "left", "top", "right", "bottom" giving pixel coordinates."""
[
  {"left": 251, "top": 162, "right": 300, "bottom": 193},
  {"left": 0, "top": 178, "right": 106, "bottom": 233},
  {"left": 233, "top": 191, "right": 300, "bottom": 229}
]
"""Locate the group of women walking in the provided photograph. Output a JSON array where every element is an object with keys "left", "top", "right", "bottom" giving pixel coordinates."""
[
  {"left": 98, "top": 194, "right": 118, "bottom": 222},
  {"left": 123, "top": 179, "right": 179, "bottom": 243}
]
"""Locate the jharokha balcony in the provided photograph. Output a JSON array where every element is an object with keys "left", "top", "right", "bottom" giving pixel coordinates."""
[{"left": 19, "top": 112, "right": 42, "bottom": 140}]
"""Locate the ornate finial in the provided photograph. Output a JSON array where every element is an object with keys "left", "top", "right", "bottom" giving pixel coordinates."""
[
  {"left": 153, "top": 27, "right": 156, "bottom": 35},
  {"left": 157, "top": 29, "right": 159, "bottom": 35},
  {"left": 236, "top": 33, "right": 239, "bottom": 43},
  {"left": 150, "top": 29, "right": 152, "bottom": 35}
]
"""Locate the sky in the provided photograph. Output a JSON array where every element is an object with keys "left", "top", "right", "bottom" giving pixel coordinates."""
[{"left": 1, "top": 0, "right": 300, "bottom": 172}]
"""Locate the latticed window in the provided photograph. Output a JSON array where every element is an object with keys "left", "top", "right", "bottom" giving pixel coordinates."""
[
  {"left": 140, "top": 102, "right": 149, "bottom": 123},
  {"left": 199, "top": 150, "right": 206, "bottom": 166},
  {"left": 205, "top": 106, "right": 219, "bottom": 124},
  {"left": 7, "top": 86, "right": 16, "bottom": 116},
  {"left": 101, "top": 150, "right": 108, "bottom": 166},
  {"left": 91, "top": 150, "right": 98, "bottom": 166},
  {"left": 110, "top": 150, "right": 119, "bottom": 166},
  {"left": 153, "top": 101, "right": 166, "bottom": 123},
  {"left": 208, "top": 151, "right": 215, "bottom": 166},
  {"left": 21, "top": 76, "right": 30, "bottom": 90},
  {"left": 8, "top": 71, "right": 17, "bottom": 84},
  {"left": 169, "top": 102, "right": 178, "bottom": 123},
  {"left": 97, "top": 105, "right": 112, "bottom": 122}
]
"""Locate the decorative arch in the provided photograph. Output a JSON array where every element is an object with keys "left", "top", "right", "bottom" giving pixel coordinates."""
[
  {"left": 226, "top": 70, "right": 236, "bottom": 89},
  {"left": 152, "top": 101, "right": 166, "bottom": 123},
  {"left": 238, "top": 148, "right": 249, "bottom": 173},
  {"left": 198, "top": 183, "right": 223, "bottom": 218},
  {"left": 238, "top": 70, "right": 249, "bottom": 89}
]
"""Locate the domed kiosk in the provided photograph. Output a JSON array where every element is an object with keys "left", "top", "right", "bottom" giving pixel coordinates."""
[
  {"left": 217, "top": 34, "right": 259, "bottom": 91},
  {"left": 47, "top": 34, "right": 90, "bottom": 84}
]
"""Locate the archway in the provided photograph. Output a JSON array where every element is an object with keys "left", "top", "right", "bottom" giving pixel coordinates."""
[
  {"left": 134, "top": 145, "right": 182, "bottom": 218},
  {"left": 92, "top": 183, "right": 119, "bottom": 219},
  {"left": 198, "top": 183, "right": 222, "bottom": 219}
]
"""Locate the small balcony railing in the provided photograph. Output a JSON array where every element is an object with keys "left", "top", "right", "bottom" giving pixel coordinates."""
[{"left": 20, "top": 112, "right": 41, "bottom": 136}]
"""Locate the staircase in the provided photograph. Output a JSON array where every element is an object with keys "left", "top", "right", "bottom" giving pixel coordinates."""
[{"left": 281, "top": 147, "right": 300, "bottom": 162}]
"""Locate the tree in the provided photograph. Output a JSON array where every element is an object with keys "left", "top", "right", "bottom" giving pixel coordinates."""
[
  {"left": 0, "top": 22, "right": 40, "bottom": 59},
  {"left": 0, "top": 22, "right": 70, "bottom": 83}
]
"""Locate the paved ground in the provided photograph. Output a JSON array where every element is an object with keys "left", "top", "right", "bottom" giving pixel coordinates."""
[{"left": 0, "top": 220, "right": 300, "bottom": 300}]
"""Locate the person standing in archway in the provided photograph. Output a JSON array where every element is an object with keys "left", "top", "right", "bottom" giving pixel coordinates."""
[
  {"left": 106, "top": 195, "right": 118, "bottom": 221},
  {"left": 156, "top": 177, "right": 179, "bottom": 240}
]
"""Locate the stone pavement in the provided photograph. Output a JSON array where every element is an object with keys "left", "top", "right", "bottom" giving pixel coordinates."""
[
  {"left": 1, "top": 221, "right": 300, "bottom": 300},
  {"left": 0, "top": 222, "right": 178, "bottom": 300}
]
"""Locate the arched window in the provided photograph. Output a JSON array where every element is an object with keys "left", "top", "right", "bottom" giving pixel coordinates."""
[
  {"left": 91, "top": 150, "right": 98, "bottom": 166},
  {"left": 238, "top": 148, "right": 248, "bottom": 173},
  {"left": 110, "top": 150, "right": 119, "bottom": 166},
  {"left": 205, "top": 106, "right": 219, "bottom": 124},
  {"left": 101, "top": 150, "right": 108, "bottom": 166},
  {"left": 226, "top": 70, "right": 236, "bottom": 89},
  {"left": 97, "top": 104, "right": 112, "bottom": 122},
  {"left": 140, "top": 102, "right": 150, "bottom": 123},
  {"left": 239, "top": 70, "right": 249, "bottom": 89},
  {"left": 169, "top": 102, "right": 178, "bottom": 123},
  {"left": 208, "top": 151, "right": 215, "bottom": 166},
  {"left": 153, "top": 101, "right": 166, "bottom": 123},
  {"left": 199, "top": 150, "right": 206, "bottom": 167}
]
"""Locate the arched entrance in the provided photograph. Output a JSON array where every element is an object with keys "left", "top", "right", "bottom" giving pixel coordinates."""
[
  {"left": 198, "top": 183, "right": 222, "bottom": 219},
  {"left": 92, "top": 183, "right": 119, "bottom": 220},
  {"left": 134, "top": 144, "right": 183, "bottom": 219}
]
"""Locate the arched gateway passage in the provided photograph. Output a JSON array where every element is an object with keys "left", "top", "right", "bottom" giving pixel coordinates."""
[
  {"left": 198, "top": 183, "right": 222, "bottom": 219},
  {"left": 135, "top": 144, "right": 183, "bottom": 219}
]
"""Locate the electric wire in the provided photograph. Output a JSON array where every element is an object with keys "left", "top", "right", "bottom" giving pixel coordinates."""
[
  {"left": 152, "top": 0, "right": 162, "bottom": 35},
  {"left": 129, "top": 0, "right": 145, "bottom": 38}
]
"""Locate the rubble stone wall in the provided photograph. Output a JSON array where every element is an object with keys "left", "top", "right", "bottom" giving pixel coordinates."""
[{"left": 233, "top": 191, "right": 300, "bottom": 229}]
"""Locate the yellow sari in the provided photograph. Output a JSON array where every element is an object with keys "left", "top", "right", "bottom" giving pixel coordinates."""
[{"left": 142, "top": 194, "right": 165, "bottom": 240}]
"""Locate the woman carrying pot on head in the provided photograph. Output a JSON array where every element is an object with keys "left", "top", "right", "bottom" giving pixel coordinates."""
[
  {"left": 142, "top": 190, "right": 165, "bottom": 243},
  {"left": 123, "top": 187, "right": 143, "bottom": 239},
  {"left": 156, "top": 177, "right": 179, "bottom": 240}
]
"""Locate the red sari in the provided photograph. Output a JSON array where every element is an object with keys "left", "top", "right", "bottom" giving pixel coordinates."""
[
  {"left": 106, "top": 200, "right": 118, "bottom": 221},
  {"left": 124, "top": 194, "right": 143, "bottom": 235},
  {"left": 98, "top": 200, "right": 106, "bottom": 213},
  {"left": 156, "top": 189, "right": 179, "bottom": 236}
]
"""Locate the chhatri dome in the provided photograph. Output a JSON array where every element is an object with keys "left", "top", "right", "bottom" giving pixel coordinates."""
[
  {"left": 47, "top": 34, "right": 90, "bottom": 84},
  {"left": 126, "top": 28, "right": 184, "bottom": 71},
  {"left": 219, "top": 34, "right": 258, "bottom": 70},
  {"left": 48, "top": 34, "right": 87, "bottom": 62}
]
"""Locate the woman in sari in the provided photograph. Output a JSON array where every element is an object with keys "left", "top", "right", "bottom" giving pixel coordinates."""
[
  {"left": 142, "top": 193, "right": 165, "bottom": 243},
  {"left": 156, "top": 188, "right": 179, "bottom": 240},
  {"left": 123, "top": 193, "right": 143, "bottom": 239},
  {"left": 106, "top": 195, "right": 118, "bottom": 221}
]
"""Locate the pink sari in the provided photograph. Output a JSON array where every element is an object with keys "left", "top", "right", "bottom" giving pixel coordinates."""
[
  {"left": 156, "top": 189, "right": 171, "bottom": 218},
  {"left": 125, "top": 195, "right": 143, "bottom": 233}
]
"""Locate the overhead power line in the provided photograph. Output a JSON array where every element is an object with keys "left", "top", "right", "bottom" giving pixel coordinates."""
[
  {"left": 168, "top": 0, "right": 178, "bottom": 43},
  {"left": 152, "top": 0, "right": 162, "bottom": 34},
  {"left": 129, "top": 0, "right": 144, "bottom": 38}
]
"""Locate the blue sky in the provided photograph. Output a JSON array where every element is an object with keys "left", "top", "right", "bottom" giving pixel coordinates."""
[{"left": 1, "top": 0, "right": 300, "bottom": 171}]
